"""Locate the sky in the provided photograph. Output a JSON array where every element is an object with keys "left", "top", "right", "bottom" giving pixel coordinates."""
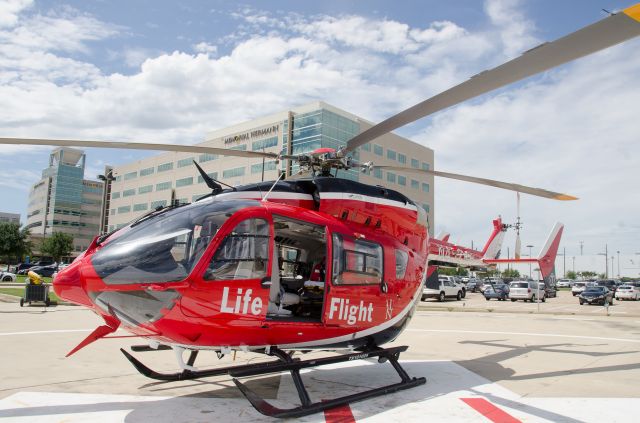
[{"left": 0, "top": 0, "right": 639, "bottom": 268}]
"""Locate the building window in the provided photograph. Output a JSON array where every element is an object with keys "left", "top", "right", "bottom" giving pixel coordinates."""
[
  {"left": 422, "top": 162, "right": 430, "bottom": 171},
  {"left": 387, "top": 149, "right": 396, "bottom": 160},
  {"left": 117, "top": 205, "right": 131, "bottom": 214},
  {"left": 156, "top": 181, "right": 172, "bottom": 191},
  {"left": 157, "top": 162, "right": 173, "bottom": 172},
  {"left": 252, "top": 136, "right": 278, "bottom": 151},
  {"left": 229, "top": 144, "right": 247, "bottom": 151},
  {"left": 138, "top": 185, "right": 153, "bottom": 194},
  {"left": 422, "top": 183, "right": 430, "bottom": 193},
  {"left": 133, "top": 203, "right": 148, "bottom": 212},
  {"left": 198, "top": 172, "right": 218, "bottom": 183},
  {"left": 124, "top": 171, "right": 137, "bottom": 180},
  {"left": 411, "top": 159, "right": 419, "bottom": 169},
  {"left": 199, "top": 153, "right": 217, "bottom": 163},
  {"left": 251, "top": 161, "right": 277, "bottom": 174},
  {"left": 111, "top": 192, "right": 120, "bottom": 199},
  {"left": 398, "top": 153, "right": 406, "bottom": 164},
  {"left": 422, "top": 203, "right": 430, "bottom": 213},
  {"left": 411, "top": 179, "right": 419, "bottom": 190},
  {"left": 374, "top": 144, "right": 383, "bottom": 156},
  {"left": 361, "top": 143, "right": 371, "bottom": 152},
  {"left": 140, "top": 167, "right": 154, "bottom": 177},
  {"left": 176, "top": 177, "right": 194, "bottom": 187},
  {"left": 387, "top": 172, "right": 396, "bottom": 183},
  {"left": 123, "top": 189, "right": 135, "bottom": 197},
  {"left": 150, "top": 200, "right": 167, "bottom": 209},
  {"left": 115, "top": 175, "right": 122, "bottom": 182},
  {"left": 177, "top": 157, "right": 194, "bottom": 168},
  {"left": 223, "top": 167, "right": 245, "bottom": 179},
  {"left": 374, "top": 168, "right": 382, "bottom": 179},
  {"left": 398, "top": 175, "right": 406, "bottom": 186}
]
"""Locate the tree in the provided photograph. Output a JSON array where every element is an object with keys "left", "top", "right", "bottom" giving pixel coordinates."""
[
  {"left": 0, "top": 223, "right": 32, "bottom": 264},
  {"left": 502, "top": 268, "right": 520, "bottom": 278},
  {"left": 579, "top": 270, "right": 597, "bottom": 279},
  {"left": 566, "top": 270, "right": 577, "bottom": 280},
  {"left": 41, "top": 232, "right": 74, "bottom": 262}
]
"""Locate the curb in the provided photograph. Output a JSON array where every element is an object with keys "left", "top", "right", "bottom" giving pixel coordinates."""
[{"left": 416, "top": 303, "right": 639, "bottom": 317}]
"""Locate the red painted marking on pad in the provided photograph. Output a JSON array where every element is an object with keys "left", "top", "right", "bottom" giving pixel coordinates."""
[
  {"left": 461, "top": 398, "right": 521, "bottom": 423},
  {"left": 324, "top": 403, "right": 356, "bottom": 423}
]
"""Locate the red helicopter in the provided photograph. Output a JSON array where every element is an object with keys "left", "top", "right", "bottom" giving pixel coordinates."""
[{"left": 2, "top": 6, "right": 639, "bottom": 418}]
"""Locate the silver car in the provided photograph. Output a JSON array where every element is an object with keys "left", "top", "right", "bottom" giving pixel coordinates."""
[{"left": 509, "top": 280, "right": 546, "bottom": 302}]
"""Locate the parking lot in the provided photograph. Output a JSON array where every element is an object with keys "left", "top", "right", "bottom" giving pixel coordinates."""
[{"left": 418, "top": 289, "right": 640, "bottom": 317}]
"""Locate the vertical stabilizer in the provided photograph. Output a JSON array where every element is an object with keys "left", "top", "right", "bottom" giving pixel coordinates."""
[
  {"left": 537, "top": 222, "right": 564, "bottom": 288},
  {"left": 481, "top": 217, "right": 507, "bottom": 259}
]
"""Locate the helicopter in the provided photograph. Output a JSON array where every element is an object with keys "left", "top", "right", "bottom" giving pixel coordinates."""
[{"left": 1, "top": 5, "right": 639, "bottom": 418}]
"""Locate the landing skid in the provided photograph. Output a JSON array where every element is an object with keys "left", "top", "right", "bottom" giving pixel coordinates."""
[{"left": 121, "top": 345, "right": 425, "bottom": 418}]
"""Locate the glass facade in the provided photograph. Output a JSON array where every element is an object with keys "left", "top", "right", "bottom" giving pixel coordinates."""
[{"left": 286, "top": 108, "right": 361, "bottom": 180}]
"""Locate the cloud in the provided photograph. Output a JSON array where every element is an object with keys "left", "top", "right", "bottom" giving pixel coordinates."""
[{"left": 0, "top": 0, "right": 32, "bottom": 28}]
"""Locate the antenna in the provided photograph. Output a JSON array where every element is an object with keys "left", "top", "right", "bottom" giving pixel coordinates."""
[
  {"left": 192, "top": 160, "right": 234, "bottom": 193},
  {"left": 262, "top": 172, "right": 284, "bottom": 202}
]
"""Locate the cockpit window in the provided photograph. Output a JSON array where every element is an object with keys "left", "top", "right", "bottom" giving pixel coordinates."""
[
  {"left": 204, "top": 218, "right": 269, "bottom": 281},
  {"left": 91, "top": 200, "right": 259, "bottom": 285}
]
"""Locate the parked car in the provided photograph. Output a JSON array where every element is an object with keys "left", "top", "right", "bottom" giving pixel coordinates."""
[
  {"left": 466, "top": 278, "right": 480, "bottom": 292},
  {"left": 438, "top": 276, "right": 466, "bottom": 298},
  {"left": 423, "top": 277, "right": 465, "bottom": 302},
  {"left": 556, "top": 279, "right": 572, "bottom": 288},
  {"left": 483, "top": 283, "right": 510, "bottom": 301},
  {"left": 16, "top": 260, "right": 55, "bottom": 275},
  {"left": 596, "top": 280, "right": 618, "bottom": 294},
  {"left": 509, "top": 280, "right": 546, "bottom": 302},
  {"left": 579, "top": 286, "right": 614, "bottom": 305},
  {"left": 27, "top": 264, "right": 58, "bottom": 278},
  {"left": 615, "top": 285, "right": 640, "bottom": 301},
  {"left": 543, "top": 284, "right": 557, "bottom": 298},
  {"left": 571, "top": 282, "right": 588, "bottom": 296},
  {"left": 0, "top": 271, "right": 16, "bottom": 282}
]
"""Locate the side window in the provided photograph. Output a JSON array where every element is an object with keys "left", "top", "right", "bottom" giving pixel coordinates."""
[
  {"left": 204, "top": 218, "right": 269, "bottom": 281},
  {"left": 332, "top": 233, "right": 383, "bottom": 285},
  {"left": 395, "top": 249, "right": 408, "bottom": 279}
]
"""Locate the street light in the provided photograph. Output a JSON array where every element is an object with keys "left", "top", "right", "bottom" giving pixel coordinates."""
[
  {"left": 597, "top": 244, "right": 608, "bottom": 278},
  {"left": 616, "top": 250, "right": 620, "bottom": 278},
  {"left": 526, "top": 244, "right": 534, "bottom": 278},
  {"left": 98, "top": 169, "right": 116, "bottom": 235}
]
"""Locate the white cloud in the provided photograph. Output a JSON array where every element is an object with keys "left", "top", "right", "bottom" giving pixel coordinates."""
[
  {"left": 193, "top": 41, "right": 217, "bottom": 56},
  {"left": 0, "top": 0, "right": 32, "bottom": 28}
]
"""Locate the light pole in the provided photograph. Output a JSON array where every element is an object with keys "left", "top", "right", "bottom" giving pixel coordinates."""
[
  {"left": 572, "top": 256, "right": 575, "bottom": 273},
  {"left": 617, "top": 250, "right": 620, "bottom": 278},
  {"left": 526, "top": 244, "right": 534, "bottom": 279},
  {"left": 98, "top": 169, "right": 116, "bottom": 234},
  {"left": 611, "top": 256, "right": 614, "bottom": 278}
]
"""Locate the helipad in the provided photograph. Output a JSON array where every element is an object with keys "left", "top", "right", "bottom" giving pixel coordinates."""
[{"left": 1, "top": 303, "right": 639, "bottom": 422}]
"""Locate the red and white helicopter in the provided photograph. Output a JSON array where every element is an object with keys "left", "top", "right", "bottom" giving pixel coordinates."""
[{"left": 1, "top": 6, "right": 639, "bottom": 418}]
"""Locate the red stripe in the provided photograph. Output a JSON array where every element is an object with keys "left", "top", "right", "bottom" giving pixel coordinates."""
[
  {"left": 324, "top": 404, "right": 356, "bottom": 423},
  {"left": 461, "top": 398, "right": 521, "bottom": 423}
]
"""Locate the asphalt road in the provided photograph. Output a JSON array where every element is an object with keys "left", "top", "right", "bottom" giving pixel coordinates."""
[{"left": 0, "top": 301, "right": 639, "bottom": 421}]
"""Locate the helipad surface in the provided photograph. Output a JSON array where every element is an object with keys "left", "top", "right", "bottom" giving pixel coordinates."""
[{"left": 1, "top": 302, "right": 639, "bottom": 422}]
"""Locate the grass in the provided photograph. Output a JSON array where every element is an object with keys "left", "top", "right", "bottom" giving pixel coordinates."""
[{"left": 0, "top": 287, "right": 62, "bottom": 303}]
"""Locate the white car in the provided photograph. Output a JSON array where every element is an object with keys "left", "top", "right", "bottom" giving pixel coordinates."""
[
  {"left": 423, "top": 277, "right": 465, "bottom": 302},
  {"left": 0, "top": 271, "right": 17, "bottom": 282},
  {"left": 571, "top": 282, "right": 589, "bottom": 296},
  {"left": 615, "top": 285, "right": 640, "bottom": 301},
  {"left": 556, "top": 279, "right": 572, "bottom": 288},
  {"left": 509, "top": 280, "right": 546, "bottom": 302}
]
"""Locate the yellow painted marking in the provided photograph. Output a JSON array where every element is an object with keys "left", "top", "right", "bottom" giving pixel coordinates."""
[{"left": 624, "top": 3, "right": 640, "bottom": 22}]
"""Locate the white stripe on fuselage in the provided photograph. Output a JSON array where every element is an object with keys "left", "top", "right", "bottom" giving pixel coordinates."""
[{"left": 319, "top": 192, "right": 417, "bottom": 211}]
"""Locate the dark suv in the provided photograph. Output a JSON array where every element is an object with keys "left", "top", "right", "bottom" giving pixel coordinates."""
[{"left": 597, "top": 280, "right": 618, "bottom": 294}]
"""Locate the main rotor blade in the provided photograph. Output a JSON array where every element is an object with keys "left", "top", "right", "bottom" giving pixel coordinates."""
[
  {"left": 0, "top": 137, "right": 280, "bottom": 159},
  {"left": 370, "top": 165, "right": 578, "bottom": 201},
  {"left": 343, "top": 5, "right": 640, "bottom": 153}
]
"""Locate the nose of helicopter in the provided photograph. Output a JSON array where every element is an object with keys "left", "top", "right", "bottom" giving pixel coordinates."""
[{"left": 53, "top": 261, "right": 93, "bottom": 307}]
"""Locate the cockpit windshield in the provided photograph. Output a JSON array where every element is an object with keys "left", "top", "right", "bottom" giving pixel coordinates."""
[{"left": 91, "top": 200, "right": 260, "bottom": 285}]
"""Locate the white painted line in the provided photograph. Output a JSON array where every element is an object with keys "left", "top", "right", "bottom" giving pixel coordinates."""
[
  {"left": 0, "top": 329, "right": 93, "bottom": 336},
  {"left": 406, "top": 328, "right": 640, "bottom": 343}
]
